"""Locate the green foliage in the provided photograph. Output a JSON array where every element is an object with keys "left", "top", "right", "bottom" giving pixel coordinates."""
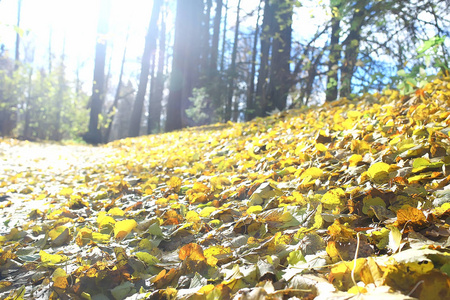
[
  {"left": 0, "top": 55, "right": 89, "bottom": 140},
  {"left": 395, "top": 36, "right": 448, "bottom": 95},
  {"left": 186, "top": 87, "right": 211, "bottom": 125},
  {"left": 416, "top": 35, "right": 448, "bottom": 70}
]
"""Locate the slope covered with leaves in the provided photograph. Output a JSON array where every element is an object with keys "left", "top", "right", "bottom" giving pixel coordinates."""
[{"left": 1, "top": 76, "right": 450, "bottom": 299}]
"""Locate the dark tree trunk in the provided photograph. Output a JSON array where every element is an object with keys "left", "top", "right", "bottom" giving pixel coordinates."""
[
  {"left": 302, "top": 50, "right": 323, "bottom": 106},
  {"left": 147, "top": 53, "right": 157, "bottom": 134},
  {"left": 201, "top": 0, "right": 212, "bottom": 76},
  {"left": 211, "top": 0, "right": 222, "bottom": 72},
  {"left": 128, "top": 0, "right": 162, "bottom": 137},
  {"left": 255, "top": 0, "right": 275, "bottom": 117},
  {"left": 225, "top": 0, "right": 241, "bottom": 122},
  {"left": 245, "top": 0, "right": 263, "bottom": 121},
  {"left": 147, "top": 10, "right": 166, "bottom": 134},
  {"left": 166, "top": 0, "right": 204, "bottom": 132},
  {"left": 105, "top": 29, "right": 129, "bottom": 143},
  {"left": 325, "top": 4, "right": 341, "bottom": 102},
  {"left": 220, "top": 0, "right": 229, "bottom": 73},
  {"left": 267, "top": 0, "right": 293, "bottom": 113},
  {"left": 84, "top": 0, "right": 110, "bottom": 145},
  {"left": 340, "top": 1, "right": 366, "bottom": 98}
]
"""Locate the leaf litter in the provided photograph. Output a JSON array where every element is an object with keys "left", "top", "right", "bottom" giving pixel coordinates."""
[{"left": 0, "top": 76, "right": 450, "bottom": 299}]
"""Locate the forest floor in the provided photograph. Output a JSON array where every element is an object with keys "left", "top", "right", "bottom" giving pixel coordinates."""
[{"left": 1, "top": 75, "right": 450, "bottom": 300}]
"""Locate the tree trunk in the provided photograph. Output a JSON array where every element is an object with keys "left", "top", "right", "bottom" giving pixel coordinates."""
[
  {"left": 245, "top": 0, "right": 263, "bottom": 121},
  {"left": 340, "top": 1, "right": 366, "bottom": 98},
  {"left": 255, "top": 0, "right": 274, "bottom": 117},
  {"left": 147, "top": 10, "right": 166, "bottom": 134},
  {"left": 303, "top": 50, "right": 323, "bottom": 106},
  {"left": 105, "top": 28, "right": 129, "bottom": 143},
  {"left": 166, "top": 0, "right": 204, "bottom": 132},
  {"left": 220, "top": 0, "right": 229, "bottom": 73},
  {"left": 201, "top": 0, "right": 212, "bottom": 77},
  {"left": 84, "top": 0, "right": 110, "bottom": 145},
  {"left": 211, "top": 0, "right": 222, "bottom": 72},
  {"left": 325, "top": 3, "right": 341, "bottom": 102},
  {"left": 267, "top": 0, "right": 293, "bottom": 113},
  {"left": 128, "top": 0, "right": 162, "bottom": 137},
  {"left": 225, "top": 0, "right": 241, "bottom": 122}
]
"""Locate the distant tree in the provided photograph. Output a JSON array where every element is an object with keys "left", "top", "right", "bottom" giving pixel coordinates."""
[
  {"left": 325, "top": 1, "right": 341, "bottom": 102},
  {"left": 220, "top": 0, "right": 229, "bottom": 74},
  {"left": 201, "top": 0, "right": 213, "bottom": 76},
  {"left": 211, "top": 0, "right": 222, "bottom": 72},
  {"left": 266, "top": 0, "right": 293, "bottom": 112},
  {"left": 245, "top": 0, "right": 263, "bottom": 121},
  {"left": 339, "top": 0, "right": 366, "bottom": 98},
  {"left": 225, "top": 0, "right": 241, "bottom": 122},
  {"left": 129, "top": 0, "right": 162, "bottom": 137},
  {"left": 84, "top": 0, "right": 110, "bottom": 144},
  {"left": 255, "top": 0, "right": 274, "bottom": 117},
  {"left": 148, "top": 8, "right": 166, "bottom": 134},
  {"left": 166, "top": 0, "right": 204, "bottom": 131},
  {"left": 105, "top": 28, "right": 129, "bottom": 142}
]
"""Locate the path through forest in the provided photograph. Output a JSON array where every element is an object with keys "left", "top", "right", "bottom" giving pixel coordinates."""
[{"left": 0, "top": 140, "right": 116, "bottom": 242}]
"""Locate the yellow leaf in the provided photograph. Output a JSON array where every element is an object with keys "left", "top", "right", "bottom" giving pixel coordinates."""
[
  {"left": 200, "top": 206, "right": 217, "bottom": 218},
  {"left": 299, "top": 167, "right": 323, "bottom": 180},
  {"left": 326, "top": 241, "right": 340, "bottom": 260},
  {"left": 98, "top": 216, "right": 116, "bottom": 228},
  {"left": 52, "top": 268, "right": 68, "bottom": 289},
  {"left": 186, "top": 211, "right": 200, "bottom": 223},
  {"left": 179, "top": 243, "right": 205, "bottom": 261},
  {"left": 196, "top": 284, "right": 215, "bottom": 295},
  {"left": 135, "top": 252, "right": 159, "bottom": 265},
  {"left": 328, "top": 220, "right": 355, "bottom": 241},
  {"left": 76, "top": 227, "right": 93, "bottom": 246},
  {"left": 108, "top": 207, "right": 125, "bottom": 216},
  {"left": 59, "top": 187, "right": 73, "bottom": 196},
  {"left": 192, "top": 182, "right": 210, "bottom": 193},
  {"left": 168, "top": 176, "right": 182, "bottom": 192},
  {"left": 204, "top": 245, "right": 231, "bottom": 267},
  {"left": 92, "top": 232, "right": 111, "bottom": 243},
  {"left": 39, "top": 250, "right": 68, "bottom": 264},
  {"left": 348, "top": 154, "right": 363, "bottom": 167},
  {"left": 49, "top": 226, "right": 68, "bottom": 241},
  {"left": 321, "top": 188, "right": 346, "bottom": 209},
  {"left": 246, "top": 205, "right": 263, "bottom": 214},
  {"left": 348, "top": 110, "right": 362, "bottom": 119},
  {"left": 315, "top": 143, "right": 327, "bottom": 152},
  {"left": 312, "top": 204, "right": 324, "bottom": 229},
  {"left": 348, "top": 286, "right": 367, "bottom": 294},
  {"left": 49, "top": 226, "right": 71, "bottom": 247},
  {"left": 330, "top": 258, "right": 366, "bottom": 289},
  {"left": 52, "top": 268, "right": 67, "bottom": 280},
  {"left": 367, "top": 162, "right": 391, "bottom": 183},
  {"left": 114, "top": 219, "right": 137, "bottom": 240}
]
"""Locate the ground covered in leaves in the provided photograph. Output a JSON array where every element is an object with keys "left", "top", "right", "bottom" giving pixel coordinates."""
[{"left": 1, "top": 76, "right": 450, "bottom": 300}]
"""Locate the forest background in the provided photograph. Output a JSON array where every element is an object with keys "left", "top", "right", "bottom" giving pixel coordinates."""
[{"left": 0, "top": 0, "right": 449, "bottom": 144}]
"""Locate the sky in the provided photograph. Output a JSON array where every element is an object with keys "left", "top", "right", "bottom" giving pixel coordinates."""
[
  {"left": 0, "top": 0, "right": 328, "bottom": 94},
  {"left": 0, "top": 0, "right": 157, "bottom": 89}
]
